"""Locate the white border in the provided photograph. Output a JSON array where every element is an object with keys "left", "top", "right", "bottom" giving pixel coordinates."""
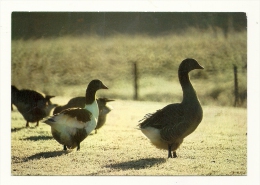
[{"left": 1, "top": 1, "right": 259, "bottom": 185}]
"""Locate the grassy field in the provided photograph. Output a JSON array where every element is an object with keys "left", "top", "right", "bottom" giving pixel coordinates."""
[
  {"left": 11, "top": 98, "right": 247, "bottom": 176},
  {"left": 11, "top": 29, "right": 247, "bottom": 107},
  {"left": 10, "top": 29, "right": 247, "bottom": 177}
]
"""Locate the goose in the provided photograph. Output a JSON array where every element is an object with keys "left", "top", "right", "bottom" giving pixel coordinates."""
[
  {"left": 94, "top": 98, "right": 114, "bottom": 134},
  {"left": 12, "top": 93, "right": 55, "bottom": 112},
  {"left": 138, "top": 58, "right": 204, "bottom": 158},
  {"left": 53, "top": 97, "right": 114, "bottom": 134},
  {"left": 11, "top": 85, "right": 57, "bottom": 127},
  {"left": 43, "top": 79, "right": 108, "bottom": 151}
]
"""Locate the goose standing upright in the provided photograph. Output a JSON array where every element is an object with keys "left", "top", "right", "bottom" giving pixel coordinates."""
[
  {"left": 43, "top": 79, "right": 108, "bottom": 151},
  {"left": 138, "top": 58, "right": 204, "bottom": 158}
]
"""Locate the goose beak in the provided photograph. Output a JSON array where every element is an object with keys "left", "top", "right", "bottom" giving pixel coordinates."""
[
  {"left": 101, "top": 83, "right": 108, "bottom": 89},
  {"left": 45, "top": 95, "right": 55, "bottom": 99},
  {"left": 197, "top": 64, "right": 204, "bottom": 69},
  {"left": 106, "top": 99, "right": 114, "bottom": 102}
]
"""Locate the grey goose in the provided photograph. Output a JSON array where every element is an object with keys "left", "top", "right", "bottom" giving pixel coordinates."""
[
  {"left": 11, "top": 85, "right": 57, "bottom": 127},
  {"left": 138, "top": 58, "right": 204, "bottom": 158}
]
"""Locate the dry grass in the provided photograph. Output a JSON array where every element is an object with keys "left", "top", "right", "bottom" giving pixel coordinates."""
[
  {"left": 11, "top": 29, "right": 247, "bottom": 107},
  {"left": 11, "top": 99, "right": 247, "bottom": 176},
  {"left": 10, "top": 29, "right": 247, "bottom": 177}
]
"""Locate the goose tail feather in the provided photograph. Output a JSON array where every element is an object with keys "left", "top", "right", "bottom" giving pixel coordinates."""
[{"left": 42, "top": 116, "right": 56, "bottom": 125}]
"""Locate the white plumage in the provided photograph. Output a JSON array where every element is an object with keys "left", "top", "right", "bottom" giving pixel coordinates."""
[{"left": 43, "top": 79, "right": 108, "bottom": 151}]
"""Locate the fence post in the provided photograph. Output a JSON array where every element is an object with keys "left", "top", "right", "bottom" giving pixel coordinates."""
[
  {"left": 133, "top": 62, "right": 138, "bottom": 100},
  {"left": 233, "top": 64, "right": 239, "bottom": 107}
]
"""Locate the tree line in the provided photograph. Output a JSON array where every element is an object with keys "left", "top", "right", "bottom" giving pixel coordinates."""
[{"left": 12, "top": 12, "right": 246, "bottom": 39}]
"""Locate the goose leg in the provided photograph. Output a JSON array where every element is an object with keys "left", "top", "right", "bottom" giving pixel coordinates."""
[
  {"left": 26, "top": 121, "right": 29, "bottom": 127},
  {"left": 168, "top": 144, "right": 173, "bottom": 158},
  {"left": 173, "top": 151, "right": 177, "bottom": 158},
  {"left": 36, "top": 121, "right": 39, "bottom": 127},
  {"left": 77, "top": 143, "right": 80, "bottom": 151},
  {"left": 63, "top": 145, "right": 67, "bottom": 151},
  {"left": 95, "top": 129, "right": 97, "bottom": 134}
]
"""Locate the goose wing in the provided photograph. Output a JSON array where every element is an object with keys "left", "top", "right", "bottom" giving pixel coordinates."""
[
  {"left": 44, "top": 108, "right": 92, "bottom": 129},
  {"left": 60, "top": 108, "right": 92, "bottom": 122},
  {"left": 139, "top": 103, "right": 185, "bottom": 130},
  {"left": 14, "top": 101, "right": 31, "bottom": 113}
]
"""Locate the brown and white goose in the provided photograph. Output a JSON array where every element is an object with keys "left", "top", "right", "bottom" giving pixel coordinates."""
[
  {"left": 11, "top": 85, "right": 57, "bottom": 127},
  {"left": 138, "top": 58, "right": 204, "bottom": 158},
  {"left": 53, "top": 97, "right": 114, "bottom": 134},
  {"left": 43, "top": 79, "right": 108, "bottom": 151}
]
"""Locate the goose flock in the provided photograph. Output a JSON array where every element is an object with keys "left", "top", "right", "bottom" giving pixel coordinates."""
[{"left": 11, "top": 58, "right": 204, "bottom": 158}]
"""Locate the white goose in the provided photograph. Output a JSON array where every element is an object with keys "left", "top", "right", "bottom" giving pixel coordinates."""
[
  {"left": 43, "top": 79, "right": 108, "bottom": 151},
  {"left": 138, "top": 58, "right": 204, "bottom": 158}
]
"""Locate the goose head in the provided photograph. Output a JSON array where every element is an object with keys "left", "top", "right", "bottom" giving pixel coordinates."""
[
  {"left": 98, "top": 98, "right": 114, "bottom": 105},
  {"left": 179, "top": 58, "right": 204, "bottom": 73},
  {"left": 87, "top": 79, "right": 108, "bottom": 92},
  {"left": 97, "top": 98, "right": 114, "bottom": 115},
  {"left": 85, "top": 79, "right": 108, "bottom": 104}
]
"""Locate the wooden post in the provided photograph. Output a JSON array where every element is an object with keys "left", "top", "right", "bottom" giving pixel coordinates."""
[
  {"left": 133, "top": 62, "right": 138, "bottom": 100},
  {"left": 233, "top": 65, "right": 239, "bottom": 107}
]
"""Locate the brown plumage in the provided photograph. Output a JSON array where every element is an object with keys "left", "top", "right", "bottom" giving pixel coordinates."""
[
  {"left": 11, "top": 85, "right": 57, "bottom": 127},
  {"left": 53, "top": 97, "right": 114, "bottom": 134},
  {"left": 60, "top": 108, "right": 92, "bottom": 122},
  {"left": 43, "top": 79, "right": 108, "bottom": 151},
  {"left": 138, "top": 58, "right": 204, "bottom": 158}
]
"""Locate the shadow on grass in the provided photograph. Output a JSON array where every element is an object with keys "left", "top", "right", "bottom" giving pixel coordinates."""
[
  {"left": 22, "top": 150, "right": 68, "bottom": 163},
  {"left": 11, "top": 127, "right": 26, "bottom": 132},
  {"left": 22, "top": 135, "right": 53, "bottom": 141},
  {"left": 105, "top": 158, "right": 166, "bottom": 170},
  {"left": 12, "top": 150, "right": 71, "bottom": 164},
  {"left": 11, "top": 126, "right": 39, "bottom": 133}
]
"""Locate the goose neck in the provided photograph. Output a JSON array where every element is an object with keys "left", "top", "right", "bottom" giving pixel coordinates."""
[
  {"left": 85, "top": 89, "right": 96, "bottom": 105},
  {"left": 179, "top": 71, "right": 197, "bottom": 103},
  {"left": 84, "top": 100, "right": 99, "bottom": 120}
]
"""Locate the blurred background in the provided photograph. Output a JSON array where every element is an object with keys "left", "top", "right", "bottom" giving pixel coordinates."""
[{"left": 11, "top": 12, "right": 247, "bottom": 107}]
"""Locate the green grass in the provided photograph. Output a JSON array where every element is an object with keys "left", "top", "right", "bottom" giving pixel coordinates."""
[
  {"left": 11, "top": 99, "right": 247, "bottom": 176},
  {"left": 11, "top": 29, "right": 247, "bottom": 107}
]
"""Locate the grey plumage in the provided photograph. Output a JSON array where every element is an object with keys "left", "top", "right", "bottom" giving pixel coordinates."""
[
  {"left": 138, "top": 58, "right": 204, "bottom": 158},
  {"left": 11, "top": 85, "right": 57, "bottom": 127}
]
